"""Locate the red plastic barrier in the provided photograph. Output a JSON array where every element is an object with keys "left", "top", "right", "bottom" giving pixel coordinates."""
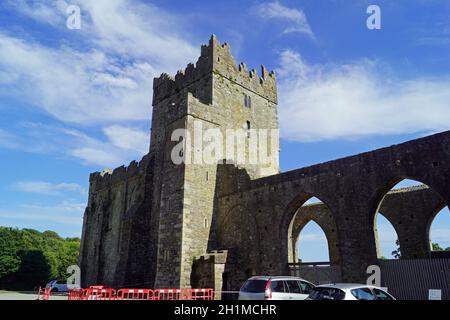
[
  {"left": 67, "top": 286, "right": 214, "bottom": 301},
  {"left": 157, "top": 288, "right": 214, "bottom": 300},
  {"left": 68, "top": 286, "right": 116, "bottom": 300},
  {"left": 84, "top": 287, "right": 116, "bottom": 300},
  {"left": 116, "top": 288, "right": 158, "bottom": 300},
  {"left": 37, "top": 287, "right": 52, "bottom": 300},
  {"left": 68, "top": 288, "right": 83, "bottom": 300},
  {"left": 191, "top": 288, "right": 214, "bottom": 300}
]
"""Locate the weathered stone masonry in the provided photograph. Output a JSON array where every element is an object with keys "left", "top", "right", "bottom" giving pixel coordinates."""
[{"left": 80, "top": 35, "right": 450, "bottom": 292}]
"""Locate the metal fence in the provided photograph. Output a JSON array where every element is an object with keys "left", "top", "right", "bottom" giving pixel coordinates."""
[{"left": 378, "top": 258, "right": 450, "bottom": 300}]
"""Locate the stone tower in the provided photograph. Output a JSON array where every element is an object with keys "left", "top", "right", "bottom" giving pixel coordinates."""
[
  {"left": 150, "top": 35, "right": 279, "bottom": 287},
  {"left": 79, "top": 35, "right": 279, "bottom": 289}
]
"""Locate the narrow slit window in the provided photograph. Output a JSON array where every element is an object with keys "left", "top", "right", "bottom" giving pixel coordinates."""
[{"left": 244, "top": 94, "right": 252, "bottom": 108}]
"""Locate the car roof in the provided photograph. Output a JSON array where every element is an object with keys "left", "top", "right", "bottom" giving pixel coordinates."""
[
  {"left": 314, "top": 283, "right": 381, "bottom": 290},
  {"left": 248, "top": 276, "right": 312, "bottom": 283}
]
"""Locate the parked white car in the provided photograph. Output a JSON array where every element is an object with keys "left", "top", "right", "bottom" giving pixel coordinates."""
[
  {"left": 46, "top": 280, "right": 80, "bottom": 293},
  {"left": 238, "top": 276, "right": 315, "bottom": 300},
  {"left": 307, "top": 283, "right": 396, "bottom": 300}
]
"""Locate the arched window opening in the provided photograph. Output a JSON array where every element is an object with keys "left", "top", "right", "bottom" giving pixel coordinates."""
[
  {"left": 374, "top": 178, "right": 448, "bottom": 260},
  {"left": 286, "top": 194, "right": 340, "bottom": 267},
  {"left": 391, "top": 179, "right": 423, "bottom": 190},
  {"left": 304, "top": 196, "right": 322, "bottom": 205},
  {"left": 429, "top": 207, "right": 450, "bottom": 252},
  {"left": 374, "top": 213, "right": 400, "bottom": 259},
  {"left": 297, "top": 221, "right": 329, "bottom": 263}
]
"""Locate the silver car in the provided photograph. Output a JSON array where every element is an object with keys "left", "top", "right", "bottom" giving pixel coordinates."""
[
  {"left": 307, "top": 283, "right": 396, "bottom": 300},
  {"left": 238, "top": 276, "right": 315, "bottom": 300}
]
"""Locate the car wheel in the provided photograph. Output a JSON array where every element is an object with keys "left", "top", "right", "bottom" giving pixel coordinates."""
[{"left": 51, "top": 287, "right": 58, "bottom": 293}]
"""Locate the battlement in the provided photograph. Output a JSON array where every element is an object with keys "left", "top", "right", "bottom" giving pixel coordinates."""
[
  {"left": 89, "top": 154, "right": 151, "bottom": 192},
  {"left": 152, "top": 35, "right": 277, "bottom": 105}
]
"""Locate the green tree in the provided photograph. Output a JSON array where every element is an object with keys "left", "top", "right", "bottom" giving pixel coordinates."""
[
  {"left": 0, "top": 227, "right": 80, "bottom": 290},
  {"left": 13, "top": 250, "right": 52, "bottom": 290},
  {"left": 432, "top": 243, "right": 443, "bottom": 251}
]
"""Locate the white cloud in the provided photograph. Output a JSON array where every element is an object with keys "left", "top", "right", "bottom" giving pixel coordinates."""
[
  {"left": 277, "top": 50, "right": 450, "bottom": 142},
  {"left": 6, "top": 0, "right": 68, "bottom": 26},
  {"left": 0, "top": 0, "right": 201, "bottom": 170},
  {"left": 14, "top": 181, "right": 86, "bottom": 196},
  {"left": 0, "top": 129, "right": 20, "bottom": 149},
  {"left": 0, "top": 33, "right": 154, "bottom": 124},
  {"left": 0, "top": 0, "right": 198, "bottom": 125},
  {"left": 0, "top": 122, "right": 148, "bottom": 167},
  {"left": 255, "top": 1, "right": 314, "bottom": 37},
  {"left": 70, "top": 147, "right": 124, "bottom": 167},
  {"left": 103, "top": 125, "right": 149, "bottom": 154}
]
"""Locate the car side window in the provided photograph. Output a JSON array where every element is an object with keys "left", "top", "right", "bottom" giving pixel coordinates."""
[
  {"left": 351, "top": 288, "right": 376, "bottom": 300},
  {"left": 285, "top": 280, "right": 301, "bottom": 294},
  {"left": 372, "top": 288, "right": 393, "bottom": 300},
  {"left": 270, "top": 280, "right": 286, "bottom": 293},
  {"left": 298, "top": 281, "right": 313, "bottom": 294}
]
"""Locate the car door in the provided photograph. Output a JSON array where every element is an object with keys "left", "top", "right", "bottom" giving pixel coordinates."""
[
  {"left": 285, "top": 280, "right": 304, "bottom": 300},
  {"left": 270, "top": 280, "right": 287, "bottom": 300}
]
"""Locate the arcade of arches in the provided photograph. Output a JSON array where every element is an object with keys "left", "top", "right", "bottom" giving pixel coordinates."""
[{"left": 210, "top": 131, "right": 450, "bottom": 292}]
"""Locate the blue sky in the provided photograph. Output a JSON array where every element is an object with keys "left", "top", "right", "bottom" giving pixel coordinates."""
[{"left": 0, "top": 1, "right": 449, "bottom": 260}]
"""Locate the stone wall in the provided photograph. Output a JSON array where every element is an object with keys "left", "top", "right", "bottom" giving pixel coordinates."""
[
  {"left": 80, "top": 35, "right": 450, "bottom": 293},
  {"left": 216, "top": 131, "right": 450, "bottom": 289},
  {"left": 152, "top": 35, "right": 280, "bottom": 287},
  {"left": 80, "top": 155, "right": 156, "bottom": 288}
]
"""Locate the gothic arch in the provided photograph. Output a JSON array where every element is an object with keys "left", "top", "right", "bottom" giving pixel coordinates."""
[
  {"left": 371, "top": 175, "right": 448, "bottom": 224},
  {"left": 372, "top": 177, "right": 448, "bottom": 259},
  {"left": 280, "top": 192, "right": 338, "bottom": 270},
  {"left": 289, "top": 201, "right": 340, "bottom": 264}
]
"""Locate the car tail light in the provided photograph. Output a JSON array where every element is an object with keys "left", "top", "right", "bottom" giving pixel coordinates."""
[{"left": 264, "top": 280, "right": 272, "bottom": 299}]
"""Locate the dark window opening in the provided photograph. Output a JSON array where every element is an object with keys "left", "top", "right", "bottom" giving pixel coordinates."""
[{"left": 244, "top": 94, "right": 252, "bottom": 108}]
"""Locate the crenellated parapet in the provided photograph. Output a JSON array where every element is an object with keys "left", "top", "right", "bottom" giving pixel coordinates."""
[
  {"left": 88, "top": 155, "right": 151, "bottom": 193},
  {"left": 209, "top": 35, "right": 277, "bottom": 103},
  {"left": 152, "top": 35, "right": 277, "bottom": 105}
]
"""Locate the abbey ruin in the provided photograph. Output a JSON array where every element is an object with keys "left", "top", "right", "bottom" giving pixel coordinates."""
[{"left": 79, "top": 36, "right": 450, "bottom": 299}]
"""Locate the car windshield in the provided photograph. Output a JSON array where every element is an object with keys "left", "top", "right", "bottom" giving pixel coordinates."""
[
  {"left": 240, "top": 280, "right": 267, "bottom": 293},
  {"left": 308, "top": 287, "right": 346, "bottom": 300}
]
